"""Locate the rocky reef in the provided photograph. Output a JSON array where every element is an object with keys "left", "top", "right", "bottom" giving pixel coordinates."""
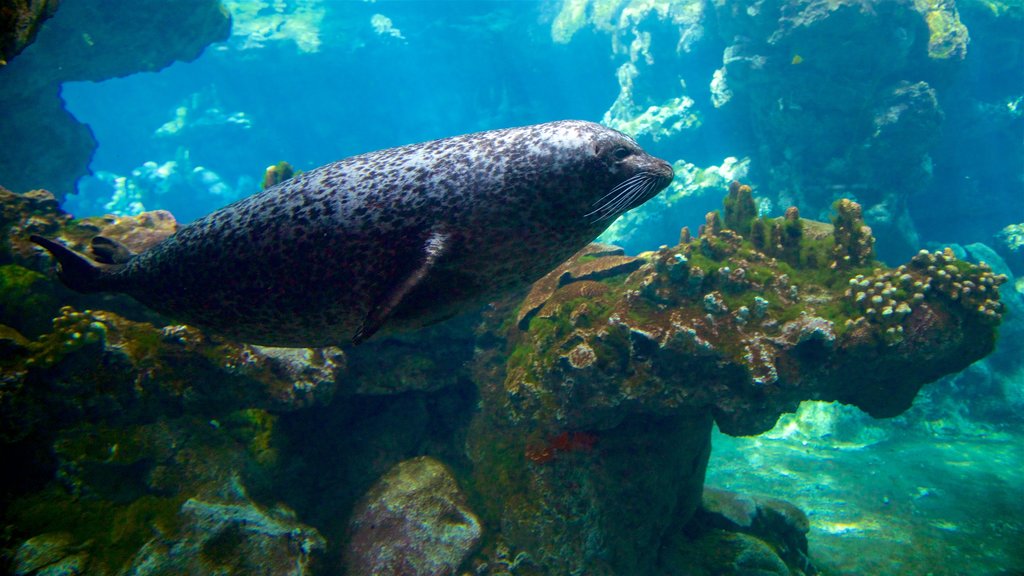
[
  {"left": 0, "top": 179, "right": 1005, "bottom": 575},
  {"left": 552, "top": 0, "right": 1024, "bottom": 265},
  {"left": 0, "top": 0, "right": 230, "bottom": 199}
]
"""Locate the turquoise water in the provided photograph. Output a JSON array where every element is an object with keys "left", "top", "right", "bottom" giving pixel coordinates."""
[{"left": 3, "top": 1, "right": 1023, "bottom": 574}]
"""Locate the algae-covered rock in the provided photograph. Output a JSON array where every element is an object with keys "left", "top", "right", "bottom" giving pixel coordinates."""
[
  {"left": 345, "top": 456, "right": 481, "bottom": 576},
  {"left": 12, "top": 532, "right": 78, "bottom": 576},
  {"left": 693, "top": 487, "right": 812, "bottom": 573},
  {"left": 0, "top": 306, "right": 342, "bottom": 445},
  {"left": 467, "top": 182, "right": 1003, "bottom": 574},
  {"left": 122, "top": 478, "right": 324, "bottom": 576},
  {"left": 662, "top": 530, "right": 796, "bottom": 576}
]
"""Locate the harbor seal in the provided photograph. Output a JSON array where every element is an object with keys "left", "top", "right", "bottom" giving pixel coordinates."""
[{"left": 32, "top": 120, "right": 674, "bottom": 346}]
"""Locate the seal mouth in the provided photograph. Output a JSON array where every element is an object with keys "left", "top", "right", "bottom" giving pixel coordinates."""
[{"left": 586, "top": 167, "right": 674, "bottom": 223}]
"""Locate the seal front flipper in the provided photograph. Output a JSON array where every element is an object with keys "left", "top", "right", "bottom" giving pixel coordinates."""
[
  {"left": 352, "top": 230, "right": 449, "bottom": 345},
  {"left": 30, "top": 235, "right": 119, "bottom": 293}
]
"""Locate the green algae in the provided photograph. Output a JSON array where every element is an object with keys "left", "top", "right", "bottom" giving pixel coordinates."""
[
  {"left": 223, "top": 408, "right": 280, "bottom": 467},
  {"left": 915, "top": 0, "right": 970, "bottom": 59},
  {"left": 8, "top": 487, "right": 186, "bottom": 574},
  {"left": 0, "top": 264, "right": 59, "bottom": 336}
]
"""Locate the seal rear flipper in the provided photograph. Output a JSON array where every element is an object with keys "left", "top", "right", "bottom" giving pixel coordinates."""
[
  {"left": 30, "top": 235, "right": 115, "bottom": 293},
  {"left": 353, "top": 230, "right": 449, "bottom": 345},
  {"left": 91, "top": 236, "right": 134, "bottom": 264}
]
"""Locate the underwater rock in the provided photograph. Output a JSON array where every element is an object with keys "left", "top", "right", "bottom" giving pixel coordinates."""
[
  {"left": 0, "top": 305, "right": 342, "bottom": 445},
  {"left": 12, "top": 532, "right": 80, "bottom": 576},
  {"left": 122, "top": 477, "right": 324, "bottom": 576},
  {"left": 0, "top": 0, "right": 59, "bottom": 65},
  {"left": 662, "top": 530, "right": 797, "bottom": 576},
  {"left": 516, "top": 242, "right": 627, "bottom": 329},
  {"left": 709, "top": 0, "right": 961, "bottom": 261},
  {"left": 692, "top": 487, "right": 813, "bottom": 573},
  {"left": 468, "top": 183, "right": 1003, "bottom": 574},
  {"left": 994, "top": 223, "right": 1024, "bottom": 274},
  {"left": 345, "top": 456, "right": 481, "bottom": 576},
  {"left": 1, "top": 186, "right": 179, "bottom": 327},
  {"left": 0, "top": 0, "right": 230, "bottom": 198}
]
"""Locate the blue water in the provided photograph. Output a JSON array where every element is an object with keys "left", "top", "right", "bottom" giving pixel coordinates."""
[{"left": 11, "top": 1, "right": 1024, "bottom": 574}]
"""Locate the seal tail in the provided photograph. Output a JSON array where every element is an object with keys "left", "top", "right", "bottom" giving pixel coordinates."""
[{"left": 30, "top": 235, "right": 121, "bottom": 293}]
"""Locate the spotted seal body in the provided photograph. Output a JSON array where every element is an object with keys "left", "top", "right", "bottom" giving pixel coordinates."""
[{"left": 33, "top": 120, "right": 673, "bottom": 346}]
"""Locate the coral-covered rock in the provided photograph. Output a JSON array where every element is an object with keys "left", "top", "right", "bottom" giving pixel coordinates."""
[
  {"left": 345, "top": 456, "right": 481, "bottom": 576},
  {"left": 0, "top": 306, "right": 342, "bottom": 445},
  {"left": 0, "top": 0, "right": 230, "bottom": 198},
  {"left": 0, "top": 186, "right": 179, "bottom": 328},
  {"left": 468, "top": 183, "right": 1002, "bottom": 575},
  {"left": 709, "top": 0, "right": 960, "bottom": 260}
]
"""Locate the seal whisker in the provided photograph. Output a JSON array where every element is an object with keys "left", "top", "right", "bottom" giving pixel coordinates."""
[
  {"left": 587, "top": 175, "right": 650, "bottom": 220},
  {"left": 611, "top": 177, "right": 659, "bottom": 217},
  {"left": 590, "top": 173, "right": 648, "bottom": 208},
  {"left": 587, "top": 173, "right": 661, "bottom": 222}
]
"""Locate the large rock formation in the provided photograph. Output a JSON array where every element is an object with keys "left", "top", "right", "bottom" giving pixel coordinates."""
[
  {"left": 0, "top": 0, "right": 59, "bottom": 64},
  {"left": 0, "top": 0, "right": 230, "bottom": 199}
]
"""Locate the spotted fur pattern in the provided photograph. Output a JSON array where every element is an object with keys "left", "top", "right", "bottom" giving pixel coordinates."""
[{"left": 106, "top": 120, "right": 673, "bottom": 346}]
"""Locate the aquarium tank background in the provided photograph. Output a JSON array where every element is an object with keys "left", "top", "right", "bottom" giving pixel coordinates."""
[{"left": 0, "top": 1, "right": 1021, "bottom": 575}]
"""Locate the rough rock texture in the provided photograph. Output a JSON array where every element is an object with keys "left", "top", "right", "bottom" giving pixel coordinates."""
[
  {"left": 466, "top": 185, "right": 1003, "bottom": 574},
  {"left": 0, "top": 0, "right": 230, "bottom": 198},
  {"left": 345, "top": 457, "right": 481, "bottom": 576},
  {"left": 122, "top": 478, "right": 325, "bottom": 576},
  {"left": 0, "top": 183, "right": 1005, "bottom": 575},
  {"left": 0, "top": 0, "right": 59, "bottom": 65},
  {"left": 680, "top": 487, "right": 814, "bottom": 574},
  {"left": 712, "top": 0, "right": 954, "bottom": 259}
]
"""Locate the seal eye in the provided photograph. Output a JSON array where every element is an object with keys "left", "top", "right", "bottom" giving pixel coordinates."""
[{"left": 612, "top": 147, "right": 631, "bottom": 160}]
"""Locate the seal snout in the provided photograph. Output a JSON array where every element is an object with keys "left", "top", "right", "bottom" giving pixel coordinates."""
[{"left": 654, "top": 159, "right": 675, "bottom": 185}]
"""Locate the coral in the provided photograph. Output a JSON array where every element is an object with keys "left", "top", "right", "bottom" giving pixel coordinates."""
[
  {"left": 602, "top": 77, "right": 700, "bottom": 142},
  {"left": 524, "top": 430, "right": 598, "bottom": 464},
  {"left": 995, "top": 222, "right": 1024, "bottom": 273},
  {"left": 222, "top": 0, "right": 325, "bottom": 53},
  {"left": 262, "top": 161, "right": 296, "bottom": 190},
  {"left": 370, "top": 13, "right": 405, "bottom": 41},
  {"left": 723, "top": 181, "right": 757, "bottom": 235},
  {"left": 914, "top": 0, "right": 970, "bottom": 60},
  {"left": 831, "top": 199, "right": 875, "bottom": 269}
]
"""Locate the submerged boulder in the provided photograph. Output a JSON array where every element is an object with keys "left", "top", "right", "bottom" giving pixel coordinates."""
[
  {"left": 345, "top": 456, "right": 481, "bottom": 576},
  {"left": 122, "top": 477, "right": 325, "bottom": 576}
]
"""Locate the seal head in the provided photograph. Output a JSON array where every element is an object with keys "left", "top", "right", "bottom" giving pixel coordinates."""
[{"left": 32, "top": 120, "right": 674, "bottom": 346}]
